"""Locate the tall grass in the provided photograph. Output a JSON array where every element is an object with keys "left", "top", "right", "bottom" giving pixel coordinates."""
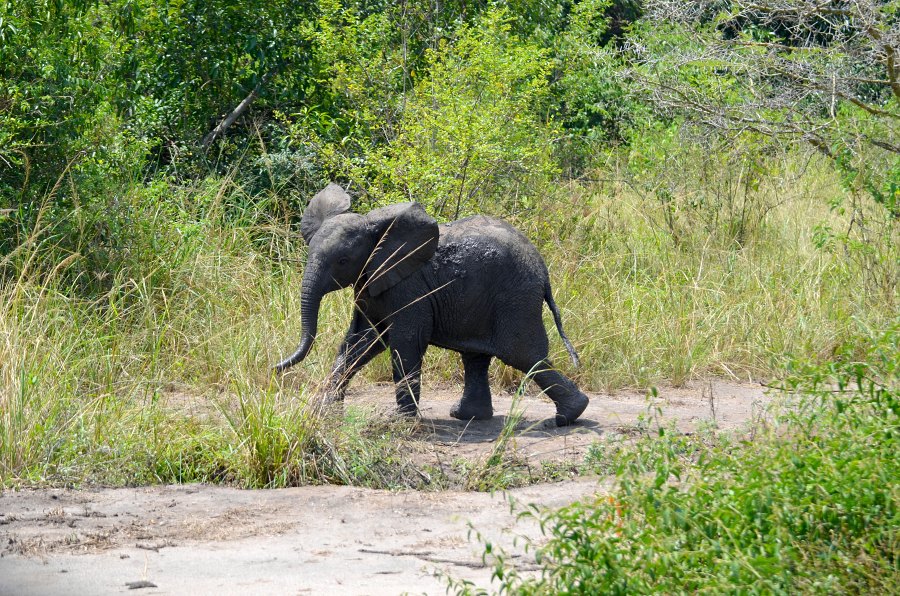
[
  {"left": 0, "top": 179, "right": 406, "bottom": 487},
  {"left": 535, "top": 156, "right": 897, "bottom": 389},
  {"left": 1, "top": 151, "right": 896, "bottom": 486}
]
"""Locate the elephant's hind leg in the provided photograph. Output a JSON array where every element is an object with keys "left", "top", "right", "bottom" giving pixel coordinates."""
[
  {"left": 529, "top": 360, "right": 589, "bottom": 426},
  {"left": 505, "top": 352, "right": 588, "bottom": 426},
  {"left": 496, "top": 316, "right": 589, "bottom": 426},
  {"left": 450, "top": 353, "right": 493, "bottom": 421}
]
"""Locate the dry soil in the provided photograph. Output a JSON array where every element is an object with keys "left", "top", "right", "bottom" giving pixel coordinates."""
[{"left": 0, "top": 380, "right": 769, "bottom": 595}]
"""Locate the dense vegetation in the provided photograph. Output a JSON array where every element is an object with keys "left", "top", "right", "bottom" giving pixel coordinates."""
[{"left": 1, "top": 0, "right": 898, "bottom": 591}]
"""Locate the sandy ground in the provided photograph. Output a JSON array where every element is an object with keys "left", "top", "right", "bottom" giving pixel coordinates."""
[{"left": 0, "top": 380, "right": 769, "bottom": 595}]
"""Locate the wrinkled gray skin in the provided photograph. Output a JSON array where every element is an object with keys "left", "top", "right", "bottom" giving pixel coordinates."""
[{"left": 275, "top": 183, "right": 589, "bottom": 426}]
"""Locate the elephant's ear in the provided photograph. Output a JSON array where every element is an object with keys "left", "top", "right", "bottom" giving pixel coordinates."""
[
  {"left": 300, "top": 183, "right": 352, "bottom": 244},
  {"left": 364, "top": 202, "right": 439, "bottom": 296}
]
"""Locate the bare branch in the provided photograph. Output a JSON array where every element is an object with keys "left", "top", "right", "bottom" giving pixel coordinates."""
[
  {"left": 201, "top": 69, "right": 278, "bottom": 149},
  {"left": 634, "top": 0, "right": 899, "bottom": 157}
]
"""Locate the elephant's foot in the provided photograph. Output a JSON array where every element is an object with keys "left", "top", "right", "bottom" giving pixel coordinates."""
[
  {"left": 396, "top": 396, "right": 419, "bottom": 417},
  {"left": 449, "top": 398, "right": 493, "bottom": 421},
  {"left": 554, "top": 391, "right": 589, "bottom": 426},
  {"left": 321, "top": 384, "right": 346, "bottom": 405}
]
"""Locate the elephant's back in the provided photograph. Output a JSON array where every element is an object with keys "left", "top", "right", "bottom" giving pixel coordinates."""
[
  {"left": 436, "top": 216, "right": 547, "bottom": 279},
  {"left": 431, "top": 215, "right": 549, "bottom": 303},
  {"left": 425, "top": 216, "right": 550, "bottom": 354}
]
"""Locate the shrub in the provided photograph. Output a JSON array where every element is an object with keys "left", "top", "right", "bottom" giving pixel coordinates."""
[
  {"left": 456, "top": 324, "right": 899, "bottom": 594},
  {"left": 302, "top": 8, "right": 561, "bottom": 220}
]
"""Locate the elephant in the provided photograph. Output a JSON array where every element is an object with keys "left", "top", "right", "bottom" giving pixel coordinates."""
[{"left": 275, "top": 183, "right": 589, "bottom": 426}]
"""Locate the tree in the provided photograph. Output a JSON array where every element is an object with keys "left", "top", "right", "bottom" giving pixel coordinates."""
[{"left": 630, "top": 0, "right": 899, "bottom": 216}]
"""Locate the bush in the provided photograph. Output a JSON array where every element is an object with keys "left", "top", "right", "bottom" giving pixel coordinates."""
[
  {"left": 455, "top": 324, "right": 899, "bottom": 594},
  {"left": 549, "top": 0, "right": 645, "bottom": 173},
  {"left": 623, "top": 123, "right": 794, "bottom": 247},
  {"left": 297, "top": 7, "right": 561, "bottom": 220}
]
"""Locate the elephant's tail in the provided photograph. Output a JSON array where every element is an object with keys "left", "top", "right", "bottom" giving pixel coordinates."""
[{"left": 545, "top": 287, "right": 581, "bottom": 368}]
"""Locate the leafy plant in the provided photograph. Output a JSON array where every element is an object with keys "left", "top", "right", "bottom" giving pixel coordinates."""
[
  {"left": 386, "top": 8, "right": 559, "bottom": 219},
  {"left": 456, "top": 324, "right": 900, "bottom": 594}
]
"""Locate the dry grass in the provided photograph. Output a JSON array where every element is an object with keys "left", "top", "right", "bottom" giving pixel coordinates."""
[{"left": 1, "top": 152, "right": 896, "bottom": 487}]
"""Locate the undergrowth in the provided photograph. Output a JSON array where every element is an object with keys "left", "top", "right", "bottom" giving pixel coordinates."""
[{"left": 452, "top": 323, "right": 899, "bottom": 594}]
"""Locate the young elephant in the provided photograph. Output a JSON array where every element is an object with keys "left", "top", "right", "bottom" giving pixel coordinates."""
[{"left": 275, "top": 183, "right": 589, "bottom": 426}]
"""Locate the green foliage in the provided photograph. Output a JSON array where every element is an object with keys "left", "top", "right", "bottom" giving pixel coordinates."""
[
  {"left": 550, "top": 0, "right": 644, "bottom": 169},
  {"left": 0, "top": 0, "right": 315, "bottom": 288},
  {"left": 376, "top": 8, "right": 559, "bottom": 219},
  {"left": 3, "top": 0, "right": 895, "bottom": 287},
  {"left": 630, "top": 1, "right": 900, "bottom": 221},
  {"left": 286, "top": 7, "right": 562, "bottom": 219},
  {"left": 460, "top": 324, "right": 900, "bottom": 594},
  {"left": 125, "top": 0, "right": 313, "bottom": 142},
  {"left": 0, "top": 0, "right": 149, "bottom": 267},
  {"left": 624, "top": 122, "right": 790, "bottom": 246},
  {"left": 6, "top": 0, "right": 644, "bottom": 282}
]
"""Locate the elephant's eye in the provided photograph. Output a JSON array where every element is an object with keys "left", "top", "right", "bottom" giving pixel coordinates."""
[{"left": 338, "top": 256, "right": 350, "bottom": 266}]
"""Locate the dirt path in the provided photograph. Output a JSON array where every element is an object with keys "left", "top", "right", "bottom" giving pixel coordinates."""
[
  {"left": 0, "top": 381, "right": 769, "bottom": 595},
  {"left": 402, "top": 379, "right": 767, "bottom": 468}
]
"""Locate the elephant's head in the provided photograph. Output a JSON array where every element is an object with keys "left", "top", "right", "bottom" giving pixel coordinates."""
[{"left": 275, "top": 183, "right": 439, "bottom": 372}]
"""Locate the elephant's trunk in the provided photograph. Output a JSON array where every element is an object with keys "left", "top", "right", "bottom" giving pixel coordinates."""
[{"left": 274, "top": 260, "right": 327, "bottom": 373}]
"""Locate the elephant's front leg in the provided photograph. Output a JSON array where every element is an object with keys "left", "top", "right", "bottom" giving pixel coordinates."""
[
  {"left": 390, "top": 342, "right": 426, "bottom": 416},
  {"left": 327, "top": 312, "right": 387, "bottom": 402}
]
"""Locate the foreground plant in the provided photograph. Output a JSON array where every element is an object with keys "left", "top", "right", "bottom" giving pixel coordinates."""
[{"left": 455, "top": 324, "right": 899, "bottom": 594}]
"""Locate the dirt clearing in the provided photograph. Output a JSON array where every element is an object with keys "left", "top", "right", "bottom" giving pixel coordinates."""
[{"left": 1, "top": 380, "right": 769, "bottom": 595}]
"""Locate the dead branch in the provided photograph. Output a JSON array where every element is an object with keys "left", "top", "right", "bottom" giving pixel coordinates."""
[{"left": 201, "top": 69, "right": 277, "bottom": 149}]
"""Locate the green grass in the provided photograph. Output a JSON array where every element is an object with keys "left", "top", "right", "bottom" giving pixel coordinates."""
[
  {"left": 0, "top": 180, "right": 407, "bottom": 487},
  {"left": 0, "top": 151, "right": 897, "bottom": 489}
]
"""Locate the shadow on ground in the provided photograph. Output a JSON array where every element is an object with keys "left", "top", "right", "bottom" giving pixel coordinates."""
[{"left": 352, "top": 380, "right": 769, "bottom": 464}]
